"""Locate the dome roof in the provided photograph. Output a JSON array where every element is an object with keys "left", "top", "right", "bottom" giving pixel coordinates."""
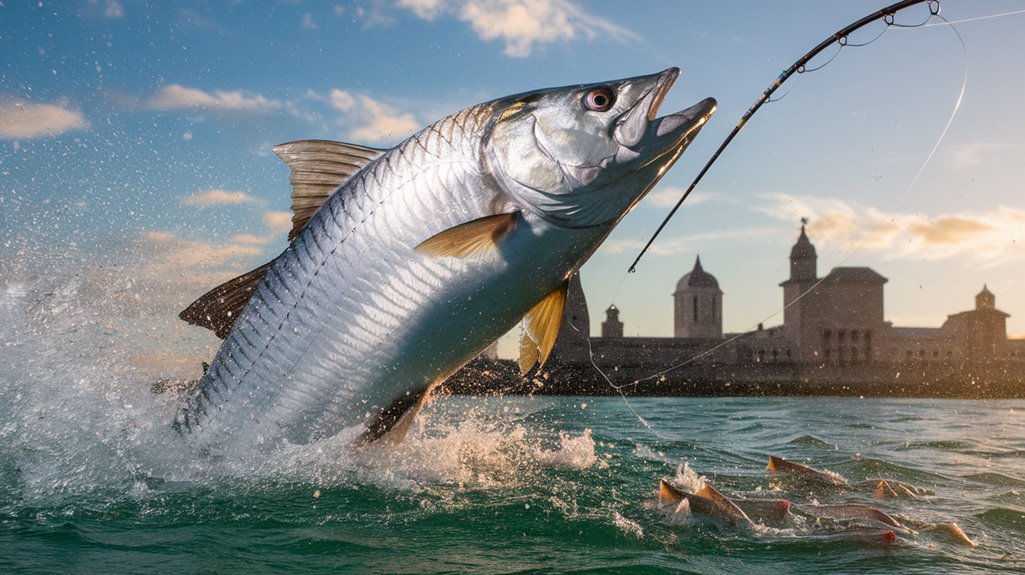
[
  {"left": 790, "top": 225, "right": 817, "bottom": 259},
  {"left": 675, "top": 256, "right": 720, "bottom": 292}
]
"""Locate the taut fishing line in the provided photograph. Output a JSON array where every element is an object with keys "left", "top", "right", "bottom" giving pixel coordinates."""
[{"left": 581, "top": 0, "right": 985, "bottom": 438}]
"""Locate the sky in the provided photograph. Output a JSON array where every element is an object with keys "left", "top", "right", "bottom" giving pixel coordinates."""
[{"left": 1, "top": 0, "right": 1024, "bottom": 364}]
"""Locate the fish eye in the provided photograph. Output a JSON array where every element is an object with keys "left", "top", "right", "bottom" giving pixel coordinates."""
[{"left": 583, "top": 87, "right": 615, "bottom": 112}]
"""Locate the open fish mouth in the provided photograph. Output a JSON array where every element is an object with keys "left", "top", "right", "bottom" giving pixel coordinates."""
[
  {"left": 646, "top": 67, "right": 678, "bottom": 122},
  {"left": 648, "top": 68, "right": 717, "bottom": 142},
  {"left": 614, "top": 67, "right": 716, "bottom": 154}
]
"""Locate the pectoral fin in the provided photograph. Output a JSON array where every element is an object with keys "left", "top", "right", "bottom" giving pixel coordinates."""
[
  {"left": 518, "top": 282, "right": 567, "bottom": 375},
  {"left": 179, "top": 262, "right": 272, "bottom": 338},
  {"left": 414, "top": 212, "right": 517, "bottom": 257}
]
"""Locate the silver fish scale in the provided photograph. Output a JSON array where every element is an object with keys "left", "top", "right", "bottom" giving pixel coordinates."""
[{"left": 175, "top": 104, "right": 511, "bottom": 446}]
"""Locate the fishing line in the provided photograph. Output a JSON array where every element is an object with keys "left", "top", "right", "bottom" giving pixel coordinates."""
[
  {"left": 580, "top": 1, "right": 973, "bottom": 437},
  {"left": 627, "top": 0, "right": 941, "bottom": 274},
  {"left": 920, "top": 6, "right": 1025, "bottom": 26},
  {"left": 568, "top": 316, "right": 676, "bottom": 441}
]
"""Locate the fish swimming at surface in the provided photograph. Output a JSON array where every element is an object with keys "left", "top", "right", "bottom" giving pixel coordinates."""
[{"left": 173, "top": 68, "right": 716, "bottom": 453}]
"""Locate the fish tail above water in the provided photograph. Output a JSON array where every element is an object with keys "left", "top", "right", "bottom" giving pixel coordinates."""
[{"left": 659, "top": 479, "right": 753, "bottom": 527}]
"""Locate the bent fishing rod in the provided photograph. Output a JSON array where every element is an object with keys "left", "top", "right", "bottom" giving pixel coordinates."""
[{"left": 628, "top": 0, "right": 941, "bottom": 273}]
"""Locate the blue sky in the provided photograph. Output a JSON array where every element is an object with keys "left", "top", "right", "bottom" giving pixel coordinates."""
[{"left": 2, "top": 0, "right": 1024, "bottom": 363}]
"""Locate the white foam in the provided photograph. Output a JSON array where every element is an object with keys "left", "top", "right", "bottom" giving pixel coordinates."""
[
  {"left": 671, "top": 461, "right": 707, "bottom": 494},
  {"left": 612, "top": 511, "right": 644, "bottom": 539},
  {"left": 0, "top": 263, "right": 601, "bottom": 502}
]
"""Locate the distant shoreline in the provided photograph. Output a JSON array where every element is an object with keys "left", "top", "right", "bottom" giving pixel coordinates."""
[{"left": 446, "top": 358, "right": 1025, "bottom": 400}]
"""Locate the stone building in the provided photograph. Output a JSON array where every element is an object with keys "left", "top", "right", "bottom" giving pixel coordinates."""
[
  {"left": 673, "top": 256, "right": 723, "bottom": 339},
  {"left": 602, "top": 305, "right": 623, "bottom": 338},
  {"left": 546, "top": 222, "right": 1022, "bottom": 381}
]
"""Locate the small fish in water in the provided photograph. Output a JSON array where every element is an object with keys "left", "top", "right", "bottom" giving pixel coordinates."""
[
  {"left": 767, "top": 455, "right": 849, "bottom": 486},
  {"left": 768, "top": 456, "right": 932, "bottom": 497},
  {"left": 855, "top": 478, "right": 931, "bottom": 499},
  {"left": 794, "top": 503, "right": 904, "bottom": 529},
  {"left": 172, "top": 69, "right": 716, "bottom": 453},
  {"left": 732, "top": 497, "right": 792, "bottom": 524}
]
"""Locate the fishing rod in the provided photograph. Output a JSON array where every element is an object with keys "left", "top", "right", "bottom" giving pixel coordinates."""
[{"left": 627, "top": 0, "right": 941, "bottom": 273}]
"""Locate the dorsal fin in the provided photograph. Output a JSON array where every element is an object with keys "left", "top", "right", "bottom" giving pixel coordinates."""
[
  {"left": 659, "top": 479, "right": 686, "bottom": 503},
  {"left": 179, "top": 262, "right": 272, "bottom": 339},
  {"left": 518, "top": 281, "right": 568, "bottom": 375},
  {"left": 272, "top": 140, "right": 385, "bottom": 240}
]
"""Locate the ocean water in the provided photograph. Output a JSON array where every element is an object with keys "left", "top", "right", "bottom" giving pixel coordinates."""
[{"left": 2, "top": 273, "right": 1024, "bottom": 574}]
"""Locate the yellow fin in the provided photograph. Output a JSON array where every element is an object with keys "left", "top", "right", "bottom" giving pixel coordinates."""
[
  {"left": 518, "top": 333, "right": 540, "bottom": 376},
  {"left": 414, "top": 212, "right": 517, "bottom": 257},
  {"left": 518, "top": 282, "right": 567, "bottom": 375}
]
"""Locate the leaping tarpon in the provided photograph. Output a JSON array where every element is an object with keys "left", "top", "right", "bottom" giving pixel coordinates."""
[{"left": 173, "top": 68, "right": 716, "bottom": 452}]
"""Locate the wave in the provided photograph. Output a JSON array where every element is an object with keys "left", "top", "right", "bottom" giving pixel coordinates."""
[
  {"left": 786, "top": 435, "right": 838, "bottom": 449},
  {"left": 963, "top": 472, "right": 1025, "bottom": 488},
  {"left": 975, "top": 507, "right": 1025, "bottom": 535}
]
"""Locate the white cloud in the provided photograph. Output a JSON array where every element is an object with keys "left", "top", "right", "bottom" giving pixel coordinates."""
[
  {"left": 329, "top": 89, "right": 356, "bottom": 112},
  {"left": 396, "top": 0, "right": 638, "bottom": 57},
  {"left": 348, "top": 95, "right": 419, "bottom": 143},
  {"left": 643, "top": 186, "right": 735, "bottom": 209},
  {"left": 302, "top": 13, "right": 319, "bottom": 30},
  {"left": 397, "top": 0, "right": 444, "bottom": 19},
  {"left": 231, "top": 233, "right": 272, "bottom": 246},
  {"left": 104, "top": 0, "right": 124, "bottom": 19},
  {"left": 753, "top": 192, "right": 1025, "bottom": 265},
  {"left": 148, "top": 84, "right": 281, "bottom": 112},
  {"left": 308, "top": 89, "right": 419, "bottom": 143},
  {"left": 141, "top": 230, "right": 265, "bottom": 270},
  {"left": 264, "top": 211, "right": 293, "bottom": 235},
  {"left": 181, "top": 188, "right": 259, "bottom": 206},
  {"left": 0, "top": 99, "right": 89, "bottom": 139},
  {"left": 601, "top": 227, "right": 778, "bottom": 257},
  {"left": 947, "top": 142, "right": 1017, "bottom": 171}
]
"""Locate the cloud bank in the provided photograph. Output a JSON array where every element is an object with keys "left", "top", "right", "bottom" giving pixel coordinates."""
[
  {"left": 181, "top": 188, "right": 260, "bottom": 206},
  {"left": 396, "top": 0, "right": 638, "bottom": 57},
  {"left": 311, "top": 88, "right": 420, "bottom": 143},
  {"left": 0, "top": 100, "right": 89, "bottom": 139},
  {"left": 754, "top": 192, "right": 1025, "bottom": 265},
  {"left": 148, "top": 84, "right": 281, "bottom": 112}
]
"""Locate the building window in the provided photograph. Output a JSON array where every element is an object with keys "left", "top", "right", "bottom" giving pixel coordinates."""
[
  {"left": 693, "top": 296, "right": 699, "bottom": 323},
  {"left": 712, "top": 297, "right": 717, "bottom": 320}
]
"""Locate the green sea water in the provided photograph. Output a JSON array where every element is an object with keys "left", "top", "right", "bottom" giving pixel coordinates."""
[
  {"left": 2, "top": 278, "right": 1024, "bottom": 574},
  {"left": 4, "top": 392, "right": 1025, "bottom": 575}
]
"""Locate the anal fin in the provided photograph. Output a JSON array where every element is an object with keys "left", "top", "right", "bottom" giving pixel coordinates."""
[{"left": 359, "top": 379, "right": 445, "bottom": 446}]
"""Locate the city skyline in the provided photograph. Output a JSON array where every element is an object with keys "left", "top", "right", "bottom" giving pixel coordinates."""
[
  {"left": 581, "top": 222, "right": 1016, "bottom": 338},
  {"left": 525, "top": 222, "right": 1018, "bottom": 363},
  {"left": 1, "top": 1, "right": 1023, "bottom": 368}
]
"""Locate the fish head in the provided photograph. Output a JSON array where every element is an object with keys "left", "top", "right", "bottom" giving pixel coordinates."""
[{"left": 484, "top": 68, "right": 716, "bottom": 228}]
